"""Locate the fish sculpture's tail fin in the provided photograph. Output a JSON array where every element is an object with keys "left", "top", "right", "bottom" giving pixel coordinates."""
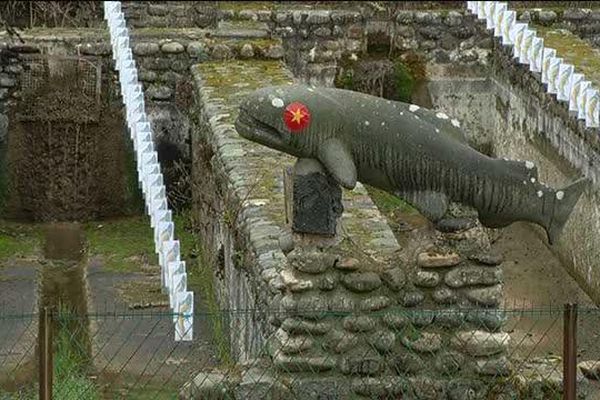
[{"left": 546, "top": 178, "right": 588, "bottom": 245}]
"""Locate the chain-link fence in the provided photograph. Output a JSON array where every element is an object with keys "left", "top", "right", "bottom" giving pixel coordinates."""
[{"left": 1, "top": 304, "right": 599, "bottom": 399}]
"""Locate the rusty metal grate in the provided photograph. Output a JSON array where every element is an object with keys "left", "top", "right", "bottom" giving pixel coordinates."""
[{"left": 17, "top": 54, "right": 102, "bottom": 123}]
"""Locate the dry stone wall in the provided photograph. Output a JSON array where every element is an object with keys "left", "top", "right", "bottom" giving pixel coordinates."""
[
  {"left": 184, "top": 58, "right": 521, "bottom": 399},
  {"left": 121, "top": 1, "right": 218, "bottom": 29}
]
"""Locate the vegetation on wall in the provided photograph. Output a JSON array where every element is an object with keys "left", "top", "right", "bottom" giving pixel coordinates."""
[
  {"left": 0, "top": 1, "right": 103, "bottom": 29},
  {"left": 335, "top": 52, "right": 425, "bottom": 103}
]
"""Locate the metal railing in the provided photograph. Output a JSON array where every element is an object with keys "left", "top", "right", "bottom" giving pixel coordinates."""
[{"left": 1, "top": 304, "right": 599, "bottom": 399}]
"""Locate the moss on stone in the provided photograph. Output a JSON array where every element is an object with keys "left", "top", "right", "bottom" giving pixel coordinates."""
[
  {"left": 218, "top": 2, "right": 274, "bottom": 12},
  {"left": 393, "top": 58, "right": 416, "bottom": 103},
  {"left": 193, "top": 60, "right": 291, "bottom": 112},
  {"left": 221, "top": 37, "right": 280, "bottom": 51}
]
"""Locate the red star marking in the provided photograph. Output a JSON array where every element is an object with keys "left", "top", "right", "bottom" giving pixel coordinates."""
[{"left": 284, "top": 102, "right": 311, "bottom": 132}]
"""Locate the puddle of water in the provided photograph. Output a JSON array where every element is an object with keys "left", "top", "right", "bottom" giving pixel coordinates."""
[
  {"left": 38, "top": 222, "right": 92, "bottom": 366},
  {"left": 42, "top": 222, "right": 85, "bottom": 261}
]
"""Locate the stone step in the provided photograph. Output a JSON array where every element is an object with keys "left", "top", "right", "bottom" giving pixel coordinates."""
[{"left": 214, "top": 21, "right": 271, "bottom": 40}]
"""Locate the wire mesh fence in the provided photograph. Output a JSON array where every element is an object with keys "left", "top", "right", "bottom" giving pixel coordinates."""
[{"left": 0, "top": 304, "right": 599, "bottom": 399}]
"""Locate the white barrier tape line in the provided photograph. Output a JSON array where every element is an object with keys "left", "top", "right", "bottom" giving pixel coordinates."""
[
  {"left": 541, "top": 48, "right": 556, "bottom": 85},
  {"left": 167, "top": 261, "right": 185, "bottom": 300},
  {"left": 546, "top": 57, "right": 563, "bottom": 95},
  {"left": 169, "top": 273, "right": 187, "bottom": 311},
  {"left": 110, "top": 24, "right": 127, "bottom": 49},
  {"left": 138, "top": 154, "right": 159, "bottom": 189},
  {"left": 585, "top": 88, "right": 600, "bottom": 128},
  {"left": 133, "top": 122, "right": 152, "bottom": 146},
  {"left": 159, "top": 239, "right": 180, "bottom": 284},
  {"left": 470, "top": 1, "right": 600, "bottom": 128},
  {"left": 570, "top": 74, "right": 585, "bottom": 113},
  {"left": 138, "top": 164, "right": 160, "bottom": 191},
  {"left": 144, "top": 173, "right": 164, "bottom": 202},
  {"left": 116, "top": 48, "right": 133, "bottom": 72},
  {"left": 158, "top": 238, "right": 179, "bottom": 268},
  {"left": 142, "top": 171, "right": 163, "bottom": 199},
  {"left": 125, "top": 88, "right": 144, "bottom": 109},
  {"left": 136, "top": 141, "right": 155, "bottom": 162},
  {"left": 148, "top": 186, "right": 167, "bottom": 212},
  {"left": 173, "top": 291, "right": 193, "bottom": 342},
  {"left": 485, "top": 2, "right": 496, "bottom": 30},
  {"left": 501, "top": 10, "right": 515, "bottom": 46},
  {"left": 493, "top": 3, "right": 506, "bottom": 38},
  {"left": 149, "top": 195, "right": 169, "bottom": 223},
  {"left": 529, "top": 37, "right": 543, "bottom": 73},
  {"left": 126, "top": 86, "right": 143, "bottom": 104},
  {"left": 125, "top": 93, "right": 144, "bottom": 122},
  {"left": 155, "top": 221, "right": 174, "bottom": 255},
  {"left": 557, "top": 64, "right": 575, "bottom": 103},
  {"left": 104, "top": 1, "right": 193, "bottom": 338},
  {"left": 518, "top": 28, "right": 535, "bottom": 66},
  {"left": 150, "top": 197, "right": 168, "bottom": 228}
]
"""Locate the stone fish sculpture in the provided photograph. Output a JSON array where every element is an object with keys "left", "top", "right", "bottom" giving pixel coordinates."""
[{"left": 235, "top": 85, "right": 588, "bottom": 244}]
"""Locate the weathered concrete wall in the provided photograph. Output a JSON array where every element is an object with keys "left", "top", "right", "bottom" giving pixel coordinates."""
[{"left": 428, "top": 42, "right": 600, "bottom": 303}]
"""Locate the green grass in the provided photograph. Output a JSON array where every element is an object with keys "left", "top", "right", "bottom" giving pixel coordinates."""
[
  {"left": 0, "top": 221, "right": 43, "bottom": 261},
  {"left": 176, "top": 209, "right": 232, "bottom": 365},
  {"left": 52, "top": 312, "right": 98, "bottom": 400},
  {"left": 0, "top": 216, "right": 158, "bottom": 272},
  {"left": 533, "top": 25, "right": 600, "bottom": 87},
  {"left": 366, "top": 185, "right": 416, "bottom": 215},
  {"left": 83, "top": 216, "right": 157, "bottom": 273}
]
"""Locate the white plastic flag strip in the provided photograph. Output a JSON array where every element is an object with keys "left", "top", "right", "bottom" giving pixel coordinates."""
[
  {"left": 541, "top": 48, "right": 556, "bottom": 84},
  {"left": 529, "top": 37, "right": 543, "bottom": 73},
  {"left": 519, "top": 28, "right": 535, "bottom": 65},
  {"left": 511, "top": 23, "right": 527, "bottom": 60},
  {"left": 104, "top": 1, "right": 192, "bottom": 340},
  {"left": 485, "top": 2, "right": 497, "bottom": 30},
  {"left": 155, "top": 221, "right": 174, "bottom": 254},
  {"left": 585, "top": 88, "right": 600, "bottom": 128},
  {"left": 546, "top": 57, "right": 562, "bottom": 95},
  {"left": 168, "top": 261, "right": 186, "bottom": 295},
  {"left": 493, "top": 3, "right": 507, "bottom": 38},
  {"left": 570, "top": 74, "right": 585, "bottom": 113},
  {"left": 174, "top": 291, "right": 193, "bottom": 341},
  {"left": 161, "top": 240, "right": 180, "bottom": 292},
  {"left": 150, "top": 197, "right": 168, "bottom": 227},
  {"left": 501, "top": 10, "right": 515, "bottom": 45},
  {"left": 170, "top": 274, "right": 187, "bottom": 311},
  {"left": 468, "top": 1, "right": 600, "bottom": 128},
  {"left": 557, "top": 64, "right": 574, "bottom": 102},
  {"left": 578, "top": 81, "right": 591, "bottom": 121}
]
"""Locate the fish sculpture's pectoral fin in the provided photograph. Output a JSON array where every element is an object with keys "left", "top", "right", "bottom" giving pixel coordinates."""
[
  {"left": 396, "top": 190, "right": 448, "bottom": 222},
  {"left": 318, "top": 138, "right": 357, "bottom": 190}
]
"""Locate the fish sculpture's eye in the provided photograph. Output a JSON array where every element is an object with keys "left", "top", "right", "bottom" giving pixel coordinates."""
[{"left": 284, "top": 102, "right": 311, "bottom": 133}]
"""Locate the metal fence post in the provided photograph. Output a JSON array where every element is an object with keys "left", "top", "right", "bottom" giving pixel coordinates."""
[
  {"left": 563, "top": 303, "right": 578, "bottom": 400},
  {"left": 39, "top": 306, "right": 53, "bottom": 400}
]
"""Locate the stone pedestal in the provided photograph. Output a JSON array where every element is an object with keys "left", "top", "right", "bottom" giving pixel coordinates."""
[{"left": 284, "top": 158, "right": 343, "bottom": 237}]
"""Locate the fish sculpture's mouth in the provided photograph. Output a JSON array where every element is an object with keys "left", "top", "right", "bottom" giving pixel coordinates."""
[{"left": 235, "top": 109, "right": 287, "bottom": 150}]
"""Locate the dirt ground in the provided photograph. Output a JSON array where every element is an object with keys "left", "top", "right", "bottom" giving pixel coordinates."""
[{"left": 493, "top": 222, "right": 600, "bottom": 361}]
